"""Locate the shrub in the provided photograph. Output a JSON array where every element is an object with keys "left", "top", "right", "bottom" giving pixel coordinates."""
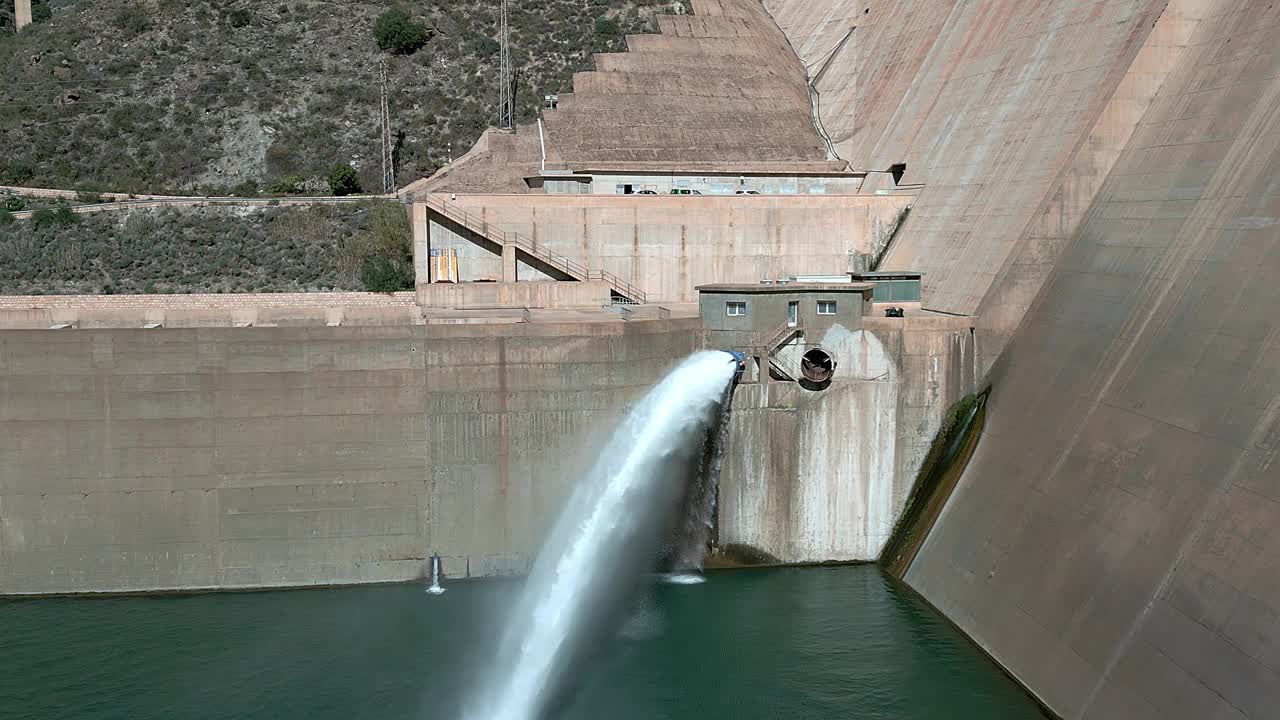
[
  {"left": 337, "top": 201, "right": 413, "bottom": 291},
  {"left": 373, "top": 7, "right": 430, "bottom": 55},
  {"left": 1, "top": 161, "right": 34, "bottom": 186},
  {"left": 52, "top": 206, "right": 81, "bottom": 226},
  {"left": 326, "top": 164, "right": 362, "bottom": 196},
  {"left": 468, "top": 35, "right": 500, "bottom": 57},
  {"left": 360, "top": 255, "right": 415, "bottom": 292},
  {"left": 4, "top": 197, "right": 25, "bottom": 212},
  {"left": 227, "top": 8, "right": 253, "bottom": 28},
  {"left": 266, "top": 175, "right": 305, "bottom": 195},
  {"left": 112, "top": 5, "right": 149, "bottom": 35},
  {"left": 594, "top": 16, "right": 621, "bottom": 36},
  {"left": 0, "top": 210, "right": 12, "bottom": 225},
  {"left": 30, "top": 206, "right": 80, "bottom": 227},
  {"left": 230, "top": 180, "right": 259, "bottom": 197},
  {"left": 31, "top": 0, "right": 52, "bottom": 23},
  {"left": 77, "top": 191, "right": 104, "bottom": 204}
]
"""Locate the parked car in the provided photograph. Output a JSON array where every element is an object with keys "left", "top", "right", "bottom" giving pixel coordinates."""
[
  {"left": 636, "top": 189, "right": 658, "bottom": 195},
  {"left": 670, "top": 188, "right": 702, "bottom": 195},
  {"left": 735, "top": 190, "right": 760, "bottom": 195}
]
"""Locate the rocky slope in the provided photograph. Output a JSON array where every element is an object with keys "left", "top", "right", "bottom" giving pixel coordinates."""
[{"left": 1, "top": 0, "right": 679, "bottom": 194}]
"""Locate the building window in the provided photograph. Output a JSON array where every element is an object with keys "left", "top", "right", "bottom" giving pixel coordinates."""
[
  {"left": 726, "top": 302, "right": 747, "bottom": 317},
  {"left": 817, "top": 300, "right": 837, "bottom": 315},
  {"left": 787, "top": 301, "right": 798, "bottom": 327}
]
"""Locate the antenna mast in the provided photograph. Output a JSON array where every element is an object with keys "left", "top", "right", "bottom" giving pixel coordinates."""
[
  {"left": 380, "top": 59, "right": 395, "bottom": 193},
  {"left": 498, "top": 0, "right": 514, "bottom": 130}
]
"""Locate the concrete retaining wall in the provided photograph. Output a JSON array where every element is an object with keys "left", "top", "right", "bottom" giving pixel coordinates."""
[
  {"left": 418, "top": 194, "right": 911, "bottom": 303},
  {"left": 0, "top": 320, "right": 699, "bottom": 594},
  {"left": 718, "top": 315, "right": 976, "bottom": 562}
]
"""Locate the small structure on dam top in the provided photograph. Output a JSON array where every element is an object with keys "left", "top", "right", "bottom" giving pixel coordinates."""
[{"left": 697, "top": 280, "right": 872, "bottom": 384}]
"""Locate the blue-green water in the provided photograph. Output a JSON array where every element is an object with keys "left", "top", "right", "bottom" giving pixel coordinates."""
[{"left": 1, "top": 565, "right": 1044, "bottom": 719}]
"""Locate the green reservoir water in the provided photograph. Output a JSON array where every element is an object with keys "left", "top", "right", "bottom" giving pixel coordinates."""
[{"left": 1, "top": 565, "right": 1044, "bottom": 719}]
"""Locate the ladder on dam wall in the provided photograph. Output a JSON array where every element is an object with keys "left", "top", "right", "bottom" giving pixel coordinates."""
[{"left": 423, "top": 195, "right": 646, "bottom": 304}]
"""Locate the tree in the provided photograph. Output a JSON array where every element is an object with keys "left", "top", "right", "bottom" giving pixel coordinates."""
[
  {"left": 112, "top": 5, "right": 149, "bottom": 35},
  {"left": 594, "top": 16, "right": 621, "bottom": 36},
  {"left": 337, "top": 201, "right": 414, "bottom": 292},
  {"left": 31, "top": 0, "right": 52, "bottom": 23},
  {"left": 373, "top": 7, "right": 430, "bottom": 56},
  {"left": 326, "top": 164, "right": 362, "bottom": 196},
  {"left": 1, "top": 161, "right": 34, "bottom": 186},
  {"left": 360, "top": 255, "right": 416, "bottom": 292}
]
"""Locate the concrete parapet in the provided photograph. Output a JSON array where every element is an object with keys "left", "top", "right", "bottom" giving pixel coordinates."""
[
  {"left": 416, "top": 280, "right": 610, "bottom": 309},
  {"left": 0, "top": 293, "right": 420, "bottom": 329}
]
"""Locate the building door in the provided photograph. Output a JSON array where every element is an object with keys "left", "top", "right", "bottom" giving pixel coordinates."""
[{"left": 787, "top": 301, "right": 798, "bottom": 327}]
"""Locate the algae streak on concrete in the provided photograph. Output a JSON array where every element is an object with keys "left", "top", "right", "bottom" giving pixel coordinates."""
[
  {"left": 0, "top": 320, "right": 698, "bottom": 595},
  {"left": 718, "top": 315, "right": 977, "bottom": 563},
  {"left": 903, "top": 2, "right": 1280, "bottom": 718}
]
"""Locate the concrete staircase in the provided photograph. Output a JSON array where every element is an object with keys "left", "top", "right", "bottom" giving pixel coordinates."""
[
  {"left": 754, "top": 321, "right": 804, "bottom": 382},
  {"left": 422, "top": 195, "right": 646, "bottom": 304}
]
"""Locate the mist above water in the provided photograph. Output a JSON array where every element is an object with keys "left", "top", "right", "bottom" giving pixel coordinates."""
[{"left": 461, "top": 351, "right": 740, "bottom": 720}]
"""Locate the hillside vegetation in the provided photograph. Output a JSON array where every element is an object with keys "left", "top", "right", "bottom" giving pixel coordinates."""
[
  {"left": 1, "top": 0, "right": 677, "bottom": 195},
  {"left": 0, "top": 203, "right": 408, "bottom": 294}
]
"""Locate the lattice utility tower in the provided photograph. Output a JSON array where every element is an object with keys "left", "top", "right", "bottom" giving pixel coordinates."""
[
  {"left": 498, "top": 0, "right": 514, "bottom": 130},
  {"left": 380, "top": 60, "right": 395, "bottom": 194}
]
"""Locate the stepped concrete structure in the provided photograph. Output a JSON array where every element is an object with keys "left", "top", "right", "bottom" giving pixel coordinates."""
[
  {"left": 3, "top": 0, "right": 1279, "bottom": 717},
  {"left": 407, "top": 0, "right": 838, "bottom": 194}
]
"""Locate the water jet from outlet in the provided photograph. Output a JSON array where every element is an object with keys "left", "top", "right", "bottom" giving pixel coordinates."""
[{"left": 461, "top": 351, "right": 740, "bottom": 720}]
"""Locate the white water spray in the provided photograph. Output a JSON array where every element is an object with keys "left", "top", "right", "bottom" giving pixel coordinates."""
[
  {"left": 425, "top": 554, "right": 445, "bottom": 595},
  {"left": 462, "top": 351, "right": 740, "bottom": 720}
]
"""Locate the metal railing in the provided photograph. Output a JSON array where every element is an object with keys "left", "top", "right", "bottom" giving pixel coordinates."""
[
  {"left": 759, "top": 321, "right": 801, "bottom": 354},
  {"left": 423, "top": 195, "right": 646, "bottom": 304}
]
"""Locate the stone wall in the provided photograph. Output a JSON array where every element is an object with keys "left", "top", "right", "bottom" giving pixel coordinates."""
[{"left": 0, "top": 320, "right": 699, "bottom": 594}]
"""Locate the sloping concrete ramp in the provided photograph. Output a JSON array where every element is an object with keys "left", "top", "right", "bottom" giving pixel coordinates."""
[{"left": 903, "top": 3, "right": 1280, "bottom": 718}]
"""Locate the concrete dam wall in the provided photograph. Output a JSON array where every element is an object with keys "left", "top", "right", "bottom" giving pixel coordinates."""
[
  {"left": 766, "top": 0, "right": 1280, "bottom": 717},
  {"left": 719, "top": 315, "right": 977, "bottom": 563},
  {"left": 755, "top": 0, "right": 1280, "bottom": 717},
  {"left": 769, "top": 0, "right": 1200, "bottom": 370},
  {"left": 0, "top": 321, "right": 700, "bottom": 594},
  {"left": 904, "top": 2, "right": 1280, "bottom": 716}
]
